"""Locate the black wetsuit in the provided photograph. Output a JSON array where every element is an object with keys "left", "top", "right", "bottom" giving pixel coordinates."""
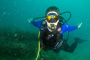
[{"left": 40, "top": 22, "right": 79, "bottom": 53}]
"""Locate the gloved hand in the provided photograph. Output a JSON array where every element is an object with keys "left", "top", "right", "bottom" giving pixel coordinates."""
[
  {"left": 78, "top": 22, "right": 82, "bottom": 28},
  {"left": 28, "top": 18, "right": 33, "bottom": 23}
]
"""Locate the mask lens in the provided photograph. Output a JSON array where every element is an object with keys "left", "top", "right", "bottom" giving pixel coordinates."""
[
  {"left": 53, "top": 16, "right": 58, "bottom": 20},
  {"left": 46, "top": 16, "right": 58, "bottom": 21},
  {"left": 46, "top": 16, "right": 51, "bottom": 20}
]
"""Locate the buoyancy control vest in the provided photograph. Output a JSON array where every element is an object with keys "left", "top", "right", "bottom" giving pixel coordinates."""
[{"left": 40, "top": 20, "right": 63, "bottom": 49}]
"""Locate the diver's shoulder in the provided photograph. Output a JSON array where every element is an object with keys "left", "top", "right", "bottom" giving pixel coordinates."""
[{"left": 62, "top": 24, "right": 69, "bottom": 28}]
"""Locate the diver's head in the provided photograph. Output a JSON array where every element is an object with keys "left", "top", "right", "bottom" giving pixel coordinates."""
[{"left": 45, "top": 6, "right": 60, "bottom": 32}]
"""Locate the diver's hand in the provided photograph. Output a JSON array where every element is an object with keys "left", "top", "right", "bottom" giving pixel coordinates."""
[
  {"left": 28, "top": 18, "right": 33, "bottom": 23},
  {"left": 78, "top": 22, "right": 82, "bottom": 28}
]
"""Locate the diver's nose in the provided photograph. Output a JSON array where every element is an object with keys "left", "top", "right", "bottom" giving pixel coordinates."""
[
  {"left": 50, "top": 19, "right": 55, "bottom": 22},
  {"left": 51, "top": 15, "right": 54, "bottom": 21}
]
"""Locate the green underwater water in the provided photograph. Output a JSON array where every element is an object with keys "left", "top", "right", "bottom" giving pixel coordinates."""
[{"left": 0, "top": 0, "right": 90, "bottom": 60}]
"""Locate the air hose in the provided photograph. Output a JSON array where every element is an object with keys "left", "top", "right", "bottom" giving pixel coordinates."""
[
  {"left": 36, "top": 32, "right": 42, "bottom": 60},
  {"left": 33, "top": 11, "right": 71, "bottom": 28}
]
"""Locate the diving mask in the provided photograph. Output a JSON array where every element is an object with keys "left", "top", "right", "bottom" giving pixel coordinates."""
[{"left": 46, "top": 13, "right": 59, "bottom": 23}]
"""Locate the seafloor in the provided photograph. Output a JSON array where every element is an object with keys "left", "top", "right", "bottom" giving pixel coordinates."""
[
  {"left": 0, "top": 28, "right": 90, "bottom": 60},
  {"left": 0, "top": 28, "right": 63, "bottom": 60}
]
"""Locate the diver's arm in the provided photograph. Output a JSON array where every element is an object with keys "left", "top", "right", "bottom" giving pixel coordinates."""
[
  {"left": 67, "top": 22, "right": 82, "bottom": 31},
  {"left": 66, "top": 25, "right": 78, "bottom": 31},
  {"left": 61, "top": 24, "right": 78, "bottom": 35},
  {"left": 28, "top": 18, "right": 43, "bottom": 28},
  {"left": 31, "top": 21, "right": 42, "bottom": 27},
  {"left": 61, "top": 23, "right": 82, "bottom": 35}
]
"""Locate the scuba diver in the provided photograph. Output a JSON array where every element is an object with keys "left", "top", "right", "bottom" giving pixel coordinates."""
[{"left": 29, "top": 6, "right": 83, "bottom": 53}]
